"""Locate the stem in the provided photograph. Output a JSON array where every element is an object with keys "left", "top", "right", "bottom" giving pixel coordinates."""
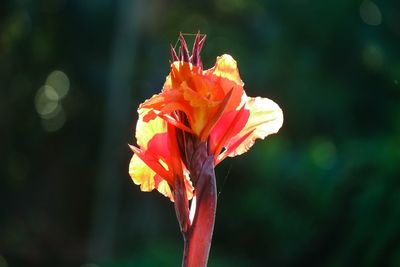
[{"left": 182, "top": 156, "right": 217, "bottom": 267}]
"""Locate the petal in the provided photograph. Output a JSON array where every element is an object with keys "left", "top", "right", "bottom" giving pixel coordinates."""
[
  {"left": 146, "top": 132, "right": 172, "bottom": 160},
  {"left": 130, "top": 121, "right": 191, "bottom": 201},
  {"left": 223, "top": 96, "right": 283, "bottom": 158},
  {"left": 206, "top": 54, "right": 246, "bottom": 113},
  {"left": 136, "top": 109, "right": 167, "bottom": 149},
  {"left": 215, "top": 129, "right": 254, "bottom": 164},
  {"left": 154, "top": 175, "right": 174, "bottom": 200},
  {"left": 208, "top": 54, "right": 243, "bottom": 87},
  {"left": 199, "top": 88, "right": 234, "bottom": 141},
  {"left": 169, "top": 61, "right": 202, "bottom": 88},
  {"left": 158, "top": 113, "right": 193, "bottom": 134},
  {"left": 183, "top": 168, "right": 194, "bottom": 200},
  {"left": 209, "top": 105, "right": 250, "bottom": 157},
  {"left": 129, "top": 145, "right": 172, "bottom": 182},
  {"left": 140, "top": 91, "right": 192, "bottom": 123},
  {"left": 129, "top": 153, "right": 155, "bottom": 190},
  {"left": 182, "top": 82, "right": 215, "bottom": 108},
  {"left": 129, "top": 153, "right": 174, "bottom": 201}
]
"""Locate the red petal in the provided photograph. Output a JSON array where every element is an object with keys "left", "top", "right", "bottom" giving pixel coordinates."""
[{"left": 209, "top": 105, "right": 250, "bottom": 157}]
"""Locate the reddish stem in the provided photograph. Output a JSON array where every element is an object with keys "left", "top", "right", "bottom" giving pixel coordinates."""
[{"left": 182, "top": 156, "right": 217, "bottom": 267}]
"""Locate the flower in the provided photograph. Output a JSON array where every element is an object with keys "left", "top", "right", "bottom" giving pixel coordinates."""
[
  {"left": 129, "top": 32, "right": 284, "bottom": 267},
  {"left": 129, "top": 32, "right": 283, "bottom": 201}
]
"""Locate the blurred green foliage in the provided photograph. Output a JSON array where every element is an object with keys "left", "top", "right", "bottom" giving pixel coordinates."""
[{"left": 1, "top": 0, "right": 400, "bottom": 266}]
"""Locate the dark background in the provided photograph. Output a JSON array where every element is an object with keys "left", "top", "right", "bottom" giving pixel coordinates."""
[{"left": 1, "top": 0, "right": 400, "bottom": 266}]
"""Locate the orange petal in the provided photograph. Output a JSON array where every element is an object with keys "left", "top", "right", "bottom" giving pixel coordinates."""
[
  {"left": 182, "top": 82, "right": 213, "bottom": 108},
  {"left": 169, "top": 61, "right": 201, "bottom": 88},
  {"left": 139, "top": 93, "right": 166, "bottom": 112},
  {"left": 224, "top": 96, "right": 283, "bottom": 158},
  {"left": 140, "top": 90, "right": 193, "bottom": 124}
]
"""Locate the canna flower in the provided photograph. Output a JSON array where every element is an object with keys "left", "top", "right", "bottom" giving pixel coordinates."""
[
  {"left": 131, "top": 33, "right": 283, "bottom": 197},
  {"left": 128, "top": 32, "right": 283, "bottom": 267}
]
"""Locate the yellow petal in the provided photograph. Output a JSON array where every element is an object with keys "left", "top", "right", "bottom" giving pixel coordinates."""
[
  {"left": 129, "top": 153, "right": 156, "bottom": 191},
  {"left": 206, "top": 54, "right": 246, "bottom": 113},
  {"left": 209, "top": 54, "right": 244, "bottom": 87},
  {"left": 223, "top": 96, "right": 283, "bottom": 158},
  {"left": 135, "top": 109, "right": 167, "bottom": 149},
  {"left": 129, "top": 153, "right": 174, "bottom": 200},
  {"left": 154, "top": 177, "right": 174, "bottom": 200}
]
